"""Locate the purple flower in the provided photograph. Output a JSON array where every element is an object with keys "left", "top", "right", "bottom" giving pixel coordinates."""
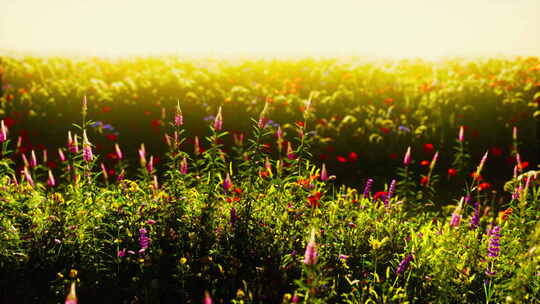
[
  {"left": 363, "top": 178, "right": 373, "bottom": 198},
  {"left": 449, "top": 213, "right": 461, "bottom": 228},
  {"left": 487, "top": 225, "right": 501, "bottom": 258},
  {"left": 396, "top": 254, "right": 413, "bottom": 275},
  {"left": 139, "top": 228, "right": 150, "bottom": 251},
  {"left": 470, "top": 202, "right": 480, "bottom": 229},
  {"left": 384, "top": 179, "right": 396, "bottom": 208},
  {"left": 230, "top": 207, "right": 237, "bottom": 226}
]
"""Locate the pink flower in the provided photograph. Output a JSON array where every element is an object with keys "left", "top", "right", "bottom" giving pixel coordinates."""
[
  {"left": 180, "top": 157, "right": 188, "bottom": 174},
  {"left": 47, "top": 170, "right": 56, "bottom": 187},
  {"left": 458, "top": 126, "right": 465, "bottom": 142},
  {"left": 174, "top": 100, "right": 183, "bottom": 127},
  {"left": 82, "top": 131, "right": 93, "bottom": 162},
  {"left": 0, "top": 120, "right": 7, "bottom": 142},
  {"left": 403, "top": 146, "right": 411, "bottom": 166},
  {"left": 64, "top": 282, "right": 77, "bottom": 304},
  {"left": 303, "top": 229, "right": 318, "bottom": 265},
  {"left": 214, "top": 106, "right": 223, "bottom": 131},
  {"left": 203, "top": 291, "right": 213, "bottom": 304},
  {"left": 114, "top": 143, "right": 123, "bottom": 160},
  {"left": 320, "top": 163, "right": 328, "bottom": 181}
]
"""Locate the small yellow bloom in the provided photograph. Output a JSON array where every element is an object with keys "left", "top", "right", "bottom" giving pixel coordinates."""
[
  {"left": 179, "top": 257, "right": 187, "bottom": 264},
  {"left": 69, "top": 269, "right": 78, "bottom": 278},
  {"left": 236, "top": 289, "right": 245, "bottom": 298}
]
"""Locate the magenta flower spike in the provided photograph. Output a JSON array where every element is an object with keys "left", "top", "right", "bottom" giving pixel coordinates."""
[
  {"left": 175, "top": 100, "right": 183, "bottom": 127},
  {"left": 258, "top": 101, "right": 270, "bottom": 129},
  {"left": 286, "top": 142, "right": 295, "bottom": 159},
  {"left": 363, "top": 178, "right": 373, "bottom": 198},
  {"left": 64, "top": 281, "right": 78, "bottom": 304},
  {"left": 429, "top": 151, "right": 439, "bottom": 170},
  {"left": 139, "top": 144, "right": 147, "bottom": 167},
  {"left": 30, "top": 150, "right": 37, "bottom": 168},
  {"left": 147, "top": 156, "right": 154, "bottom": 173},
  {"left": 82, "top": 131, "right": 93, "bottom": 162},
  {"left": 458, "top": 126, "right": 464, "bottom": 142},
  {"left": 396, "top": 254, "right": 413, "bottom": 275},
  {"left": 100, "top": 162, "right": 108, "bottom": 180},
  {"left": 0, "top": 120, "right": 7, "bottom": 142},
  {"left": 72, "top": 135, "right": 80, "bottom": 154},
  {"left": 303, "top": 229, "right": 318, "bottom": 265},
  {"left": 180, "top": 157, "right": 188, "bottom": 174},
  {"left": 21, "top": 153, "right": 29, "bottom": 167},
  {"left": 58, "top": 148, "right": 66, "bottom": 162},
  {"left": 47, "top": 169, "right": 56, "bottom": 187},
  {"left": 139, "top": 228, "right": 150, "bottom": 251},
  {"left": 470, "top": 201, "right": 480, "bottom": 229},
  {"left": 152, "top": 175, "right": 159, "bottom": 191},
  {"left": 114, "top": 143, "right": 123, "bottom": 160},
  {"left": 475, "top": 150, "right": 489, "bottom": 177},
  {"left": 214, "top": 106, "right": 223, "bottom": 131},
  {"left": 203, "top": 291, "right": 213, "bottom": 304},
  {"left": 23, "top": 167, "right": 34, "bottom": 187},
  {"left": 223, "top": 173, "right": 233, "bottom": 193},
  {"left": 449, "top": 197, "right": 463, "bottom": 228},
  {"left": 403, "top": 146, "right": 411, "bottom": 166},
  {"left": 320, "top": 163, "right": 328, "bottom": 181}
]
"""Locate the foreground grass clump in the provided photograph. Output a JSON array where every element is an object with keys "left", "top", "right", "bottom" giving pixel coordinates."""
[{"left": 0, "top": 101, "right": 538, "bottom": 304}]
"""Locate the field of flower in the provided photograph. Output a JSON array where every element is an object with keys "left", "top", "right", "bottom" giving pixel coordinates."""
[{"left": 0, "top": 55, "right": 539, "bottom": 303}]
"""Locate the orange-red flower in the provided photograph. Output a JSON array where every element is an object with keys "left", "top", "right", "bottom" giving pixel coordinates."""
[
  {"left": 498, "top": 207, "right": 513, "bottom": 221},
  {"left": 478, "top": 182, "right": 491, "bottom": 191},
  {"left": 448, "top": 168, "right": 458, "bottom": 177},
  {"left": 420, "top": 176, "right": 429, "bottom": 186},
  {"left": 308, "top": 192, "right": 322, "bottom": 208}
]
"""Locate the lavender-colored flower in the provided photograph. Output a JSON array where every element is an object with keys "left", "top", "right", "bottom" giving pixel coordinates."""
[
  {"left": 303, "top": 229, "right": 318, "bottom": 265},
  {"left": 214, "top": 106, "right": 223, "bottom": 131},
  {"left": 0, "top": 120, "right": 7, "bottom": 142},
  {"left": 396, "top": 254, "right": 413, "bottom": 275},
  {"left": 449, "top": 213, "right": 461, "bottom": 228},
  {"left": 403, "top": 147, "right": 411, "bottom": 166},
  {"left": 203, "top": 115, "right": 215, "bottom": 121},
  {"left": 487, "top": 225, "right": 501, "bottom": 258},
  {"left": 363, "top": 178, "right": 373, "bottom": 198},
  {"left": 469, "top": 202, "right": 480, "bottom": 229},
  {"left": 320, "top": 163, "right": 328, "bottom": 181},
  {"left": 54, "top": 238, "right": 61, "bottom": 244},
  {"left": 384, "top": 179, "right": 396, "bottom": 208},
  {"left": 139, "top": 228, "right": 150, "bottom": 251},
  {"left": 398, "top": 125, "right": 410, "bottom": 133}
]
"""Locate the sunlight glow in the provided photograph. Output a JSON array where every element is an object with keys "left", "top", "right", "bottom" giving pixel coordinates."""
[{"left": 1, "top": 0, "right": 539, "bottom": 58}]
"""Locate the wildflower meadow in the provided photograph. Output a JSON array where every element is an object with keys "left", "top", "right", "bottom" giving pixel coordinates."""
[{"left": 0, "top": 56, "right": 539, "bottom": 303}]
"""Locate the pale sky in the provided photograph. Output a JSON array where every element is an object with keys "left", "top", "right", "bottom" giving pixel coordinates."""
[{"left": 0, "top": 0, "right": 539, "bottom": 58}]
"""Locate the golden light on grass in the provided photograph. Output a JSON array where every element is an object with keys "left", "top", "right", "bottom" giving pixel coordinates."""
[{"left": 0, "top": 0, "right": 539, "bottom": 58}]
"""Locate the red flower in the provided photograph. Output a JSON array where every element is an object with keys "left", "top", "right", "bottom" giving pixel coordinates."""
[
  {"left": 389, "top": 153, "right": 397, "bottom": 159},
  {"left": 490, "top": 147, "right": 503, "bottom": 157},
  {"left": 447, "top": 168, "right": 458, "bottom": 177},
  {"left": 296, "top": 121, "right": 305, "bottom": 128},
  {"left": 102, "top": 105, "right": 112, "bottom": 113},
  {"left": 420, "top": 176, "right": 429, "bottom": 186},
  {"left": 420, "top": 160, "right": 430, "bottom": 166},
  {"left": 471, "top": 172, "right": 483, "bottom": 182},
  {"left": 423, "top": 143, "right": 435, "bottom": 154},
  {"left": 233, "top": 187, "right": 243, "bottom": 195},
  {"left": 4, "top": 117, "right": 15, "bottom": 127},
  {"left": 373, "top": 191, "right": 387, "bottom": 201},
  {"left": 518, "top": 161, "right": 529, "bottom": 170},
  {"left": 384, "top": 97, "right": 394, "bottom": 105},
  {"left": 107, "top": 169, "right": 116, "bottom": 176},
  {"left": 151, "top": 119, "right": 161, "bottom": 128},
  {"left": 380, "top": 127, "right": 390, "bottom": 134},
  {"left": 337, "top": 156, "right": 347, "bottom": 163},
  {"left": 106, "top": 134, "right": 118, "bottom": 141},
  {"left": 348, "top": 152, "right": 358, "bottom": 162},
  {"left": 308, "top": 192, "right": 322, "bottom": 208},
  {"left": 47, "top": 161, "right": 57, "bottom": 169},
  {"left": 318, "top": 153, "right": 328, "bottom": 161},
  {"left": 478, "top": 182, "right": 491, "bottom": 191}
]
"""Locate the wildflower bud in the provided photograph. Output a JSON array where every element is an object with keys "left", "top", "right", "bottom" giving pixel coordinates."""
[
  {"left": 114, "top": 143, "right": 123, "bottom": 160},
  {"left": 512, "top": 126, "right": 517, "bottom": 141},
  {"left": 180, "top": 157, "right": 188, "bottom": 174},
  {"left": 64, "top": 281, "right": 78, "bottom": 304},
  {"left": 470, "top": 201, "right": 480, "bottom": 229},
  {"left": 30, "top": 150, "right": 37, "bottom": 167},
  {"left": 82, "top": 95, "right": 88, "bottom": 115},
  {"left": 396, "top": 254, "right": 413, "bottom": 275},
  {"left": 363, "top": 178, "right": 373, "bottom": 198},
  {"left": 214, "top": 106, "right": 223, "bottom": 131},
  {"left": 384, "top": 179, "right": 396, "bottom": 208},
  {"left": 100, "top": 162, "right": 108, "bottom": 180},
  {"left": 303, "top": 229, "right": 318, "bottom": 265},
  {"left": 22, "top": 153, "right": 29, "bottom": 167},
  {"left": 42, "top": 149, "right": 48, "bottom": 163},
  {"left": 47, "top": 170, "right": 56, "bottom": 187},
  {"left": 320, "top": 163, "right": 328, "bottom": 181},
  {"left": 449, "top": 197, "right": 464, "bottom": 228},
  {"left": 194, "top": 136, "right": 200, "bottom": 156},
  {"left": 175, "top": 100, "right": 183, "bottom": 127},
  {"left": 458, "top": 126, "right": 464, "bottom": 142},
  {"left": 203, "top": 291, "right": 213, "bottom": 304},
  {"left": 139, "top": 144, "right": 147, "bottom": 167},
  {"left": 0, "top": 120, "right": 7, "bottom": 142},
  {"left": 475, "top": 151, "right": 489, "bottom": 178},
  {"left": 286, "top": 142, "right": 295, "bottom": 159},
  {"left": 16, "top": 136, "right": 22, "bottom": 150},
  {"left": 146, "top": 156, "right": 154, "bottom": 173},
  {"left": 403, "top": 146, "right": 411, "bottom": 166},
  {"left": 258, "top": 102, "right": 270, "bottom": 129},
  {"left": 58, "top": 148, "right": 66, "bottom": 162},
  {"left": 82, "top": 131, "right": 93, "bottom": 162},
  {"left": 233, "top": 132, "right": 244, "bottom": 146},
  {"left": 429, "top": 151, "right": 439, "bottom": 170},
  {"left": 222, "top": 173, "right": 232, "bottom": 193},
  {"left": 23, "top": 167, "right": 34, "bottom": 187}
]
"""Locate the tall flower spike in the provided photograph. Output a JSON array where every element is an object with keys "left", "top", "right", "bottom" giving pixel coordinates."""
[
  {"left": 24, "top": 167, "right": 34, "bottom": 187},
  {"left": 114, "top": 143, "right": 123, "bottom": 160},
  {"left": 0, "top": 120, "right": 7, "bottom": 142},
  {"left": 139, "top": 144, "right": 146, "bottom": 167},
  {"left": 258, "top": 101, "right": 270, "bottom": 129},
  {"left": 203, "top": 291, "right": 213, "bottom": 304},
  {"left": 180, "top": 157, "right": 188, "bottom": 174},
  {"left": 475, "top": 151, "right": 489, "bottom": 178},
  {"left": 42, "top": 149, "right": 48, "bottom": 163},
  {"left": 458, "top": 125, "right": 464, "bottom": 142},
  {"left": 363, "top": 178, "right": 373, "bottom": 198},
  {"left": 286, "top": 142, "right": 295, "bottom": 159},
  {"left": 175, "top": 100, "right": 183, "bottom": 127},
  {"left": 403, "top": 146, "right": 411, "bottom": 166},
  {"left": 100, "top": 162, "right": 108, "bottom": 180},
  {"left": 64, "top": 281, "right": 78, "bottom": 304},
  {"left": 320, "top": 163, "right": 328, "bottom": 181},
  {"left": 303, "top": 228, "right": 318, "bottom": 265},
  {"left": 194, "top": 136, "right": 200, "bottom": 156},
  {"left": 429, "top": 151, "right": 439, "bottom": 170},
  {"left": 82, "top": 131, "right": 93, "bottom": 162},
  {"left": 223, "top": 173, "right": 232, "bottom": 193},
  {"left": 449, "top": 197, "right": 463, "bottom": 228},
  {"left": 384, "top": 179, "right": 396, "bottom": 208},
  {"left": 214, "top": 106, "right": 223, "bottom": 131},
  {"left": 396, "top": 254, "right": 413, "bottom": 275},
  {"left": 30, "top": 150, "right": 37, "bottom": 167},
  {"left": 146, "top": 156, "right": 154, "bottom": 173},
  {"left": 470, "top": 201, "right": 480, "bottom": 229},
  {"left": 58, "top": 148, "right": 66, "bottom": 162},
  {"left": 47, "top": 169, "right": 56, "bottom": 187}
]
